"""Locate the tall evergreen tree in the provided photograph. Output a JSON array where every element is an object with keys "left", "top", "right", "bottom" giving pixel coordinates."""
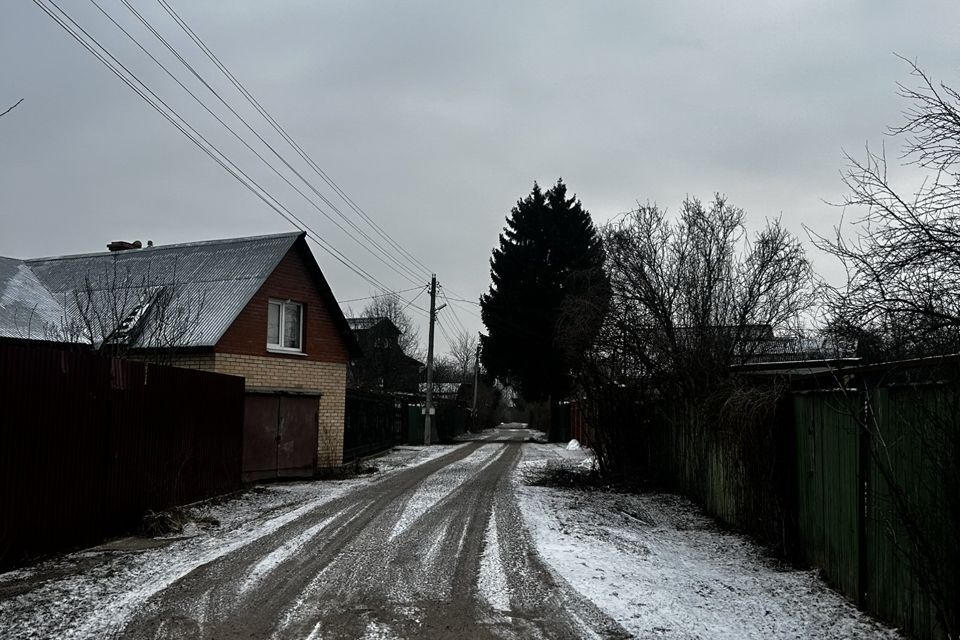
[{"left": 480, "top": 179, "right": 608, "bottom": 403}]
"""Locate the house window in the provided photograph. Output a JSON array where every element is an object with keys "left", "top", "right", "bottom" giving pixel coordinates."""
[{"left": 267, "top": 300, "right": 303, "bottom": 351}]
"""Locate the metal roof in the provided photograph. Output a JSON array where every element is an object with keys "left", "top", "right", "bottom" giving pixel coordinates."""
[
  {"left": 0, "top": 257, "right": 63, "bottom": 340},
  {"left": 346, "top": 316, "right": 399, "bottom": 333},
  {"left": 1, "top": 232, "right": 301, "bottom": 348}
]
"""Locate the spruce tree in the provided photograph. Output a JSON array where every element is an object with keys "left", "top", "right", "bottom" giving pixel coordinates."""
[{"left": 480, "top": 179, "right": 607, "bottom": 403}]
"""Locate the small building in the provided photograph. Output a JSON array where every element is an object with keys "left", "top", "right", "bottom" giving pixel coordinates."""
[
  {"left": 0, "top": 231, "right": 360, "bottom": 478},
  {"left": 346, "top": 316, "right": 422, "bottom": 394}
]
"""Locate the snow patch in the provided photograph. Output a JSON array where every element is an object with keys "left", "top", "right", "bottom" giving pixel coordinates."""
[
  {"left": 516, "top": 449, "right": 903, "bottom": 639},
  {"left": 238, "top": 509, "right": 344, "bottom": 595},
  {"left": 477, "top": 510, "right": 511, "bottom": 613},
  {"left": 362, "top": 619, "right": 400, "bottom": 639},
  {"left": 565, "top": 439, "right": 581, "bottom": 450}
]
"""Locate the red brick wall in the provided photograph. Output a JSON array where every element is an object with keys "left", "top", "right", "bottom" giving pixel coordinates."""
[{"left": 215, "top": 242, "right": 350, "bottom": 364}]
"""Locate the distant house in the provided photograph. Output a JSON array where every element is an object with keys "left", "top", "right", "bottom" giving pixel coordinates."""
[
  {"left": 346, "top": 316, "right": 422, "bottom": 394},
  {"left": 0, "top": 231, "right": 361, "bottom": 478}
]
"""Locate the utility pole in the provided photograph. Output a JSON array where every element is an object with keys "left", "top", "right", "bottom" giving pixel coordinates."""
[
  {"left": 471, "top": 339, "right": 480, "bottom": 431},
  {"left": 424, "top": 275, "right": 437, "bottom": 445}
]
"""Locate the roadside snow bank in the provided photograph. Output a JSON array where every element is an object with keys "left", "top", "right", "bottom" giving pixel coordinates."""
[{"left": 515, "top": 445, "right": 902, "bottom": 639}]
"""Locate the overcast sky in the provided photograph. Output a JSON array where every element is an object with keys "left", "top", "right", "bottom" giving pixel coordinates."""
[{"left": 2, "top": 1, "right": 959, "bottom": 354}]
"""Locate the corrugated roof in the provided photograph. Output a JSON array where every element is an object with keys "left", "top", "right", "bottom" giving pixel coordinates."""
[
  {"left": 0, "top": 257, "right": 63, "bottom": 340},
  {"left": 1, "top": 232, "right": 300, "bottom": 348}
]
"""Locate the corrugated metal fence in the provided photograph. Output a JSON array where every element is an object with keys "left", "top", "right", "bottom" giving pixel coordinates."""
[
  {"left": 0, "top": 341, "right": 244, "bottom": 569},
  {"left": 343, "top": 390, "right": 406, "bottom": 461}
]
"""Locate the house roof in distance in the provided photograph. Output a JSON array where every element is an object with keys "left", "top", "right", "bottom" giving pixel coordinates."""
[
  {"left": 0, "top": 231, "right": 359, "bottom": 355},
  {"left": 346, "top": 316, "right": 401, "bottom": 335}
]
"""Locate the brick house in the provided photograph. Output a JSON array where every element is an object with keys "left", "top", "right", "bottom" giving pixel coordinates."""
[
  {"left": 0, "top": 231, "right": 360, "bottom": 478},
  {"left": 346, "top": 316, "right": 423, "bottom": 394}
]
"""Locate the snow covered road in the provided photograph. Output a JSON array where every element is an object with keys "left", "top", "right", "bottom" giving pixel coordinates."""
[{"left": 0, "top": 426, "right": 900, "bottom": 639}]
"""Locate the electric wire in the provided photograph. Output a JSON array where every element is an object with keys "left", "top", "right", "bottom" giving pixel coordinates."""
[
  {"left": 336, "top": 286, "right": 424, "bottom": 305},
  {"left": 156, "top": 0, "right": 434, "bottom": 281},
  {"left": 153, "top": 1, "right": 491, "bottom": 329},
  {"left": 102, "top": 0, "right": 424, "bottom": 286},
  {"left": 32, "top": 0, "right": 404, "bottom": 300},
  {"left": 399, "top": 285, "right": 429, "bottom": 315}
]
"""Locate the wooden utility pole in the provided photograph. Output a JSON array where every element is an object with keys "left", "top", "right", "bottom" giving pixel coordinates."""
[
  {"left": 424, "top": 275, "right": 437, "bottom": 445},
  {"left": 471, "top": 339, "right": 480, "bottom": 431}
]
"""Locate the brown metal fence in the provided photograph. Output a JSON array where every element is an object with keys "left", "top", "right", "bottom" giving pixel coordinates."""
[
  {"left": 0, "top": 341, "right": 244, "bottom": 569},
  {"left": 343, "top": 390, "right": 406, "bottom": 461}
]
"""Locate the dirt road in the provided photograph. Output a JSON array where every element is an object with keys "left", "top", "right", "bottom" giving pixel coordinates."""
[{"left": 117, "top": 430, "right": 627, "bottom": 639}]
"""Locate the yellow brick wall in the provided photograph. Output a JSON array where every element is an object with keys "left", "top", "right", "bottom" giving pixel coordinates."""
[
  {"left": 164, "top": 353, "right": 217, "bottom": 372},
  {"left": 212, "top": 353, "right": 346, "bottom": 468}
]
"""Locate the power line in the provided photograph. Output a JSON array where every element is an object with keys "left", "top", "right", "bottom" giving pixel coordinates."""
[
  {"left": 149, "top": 0, "right": 492, "bottom": 325},
  {"left": 400, "top": 286, "right": 430, "bottom": 314},
  {"left": 32, "top": 0, "right": 405, "bottom": 300},
  {"left": 438, "top": 286, "right": 469, "bottom": 336},
  {"left": 101, "top": 0, "right": 424, "bottom": 287},
  {"left": 156, "top": 0, "right": 434, "bottom": 282},
  {"left": 336, "top": 286, "right": 424, "bottom": 305}
]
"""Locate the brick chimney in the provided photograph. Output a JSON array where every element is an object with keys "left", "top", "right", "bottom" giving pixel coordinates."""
[{"left": 107, "top": 240, "right": 142, "bottom": 252}]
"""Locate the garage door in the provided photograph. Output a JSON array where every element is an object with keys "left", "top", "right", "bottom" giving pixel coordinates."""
[{"left": 242, "top": 392, "right": 320, "bottom": 482}]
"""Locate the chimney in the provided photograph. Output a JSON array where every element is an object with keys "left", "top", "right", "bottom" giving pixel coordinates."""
[{"left": 107, "top": 240, "right": 139, "bottom": 252}]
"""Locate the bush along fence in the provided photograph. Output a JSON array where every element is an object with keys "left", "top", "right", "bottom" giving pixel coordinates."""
[
  {"left": 607, "top": 360, "right": 960, "bottom": 640},
  {"left": 0, "top": 341, "right": 244, "bottom": 569}
]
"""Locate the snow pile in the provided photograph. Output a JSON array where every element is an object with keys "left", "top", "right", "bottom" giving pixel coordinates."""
[
  {"left": 566, "top": 439, "right": 581, "bottom": 450},
  {"left": 515, "top": 449, "right": 902, "bottom": 639}
]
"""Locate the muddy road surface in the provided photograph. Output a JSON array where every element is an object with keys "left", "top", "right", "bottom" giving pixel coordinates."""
[{"left": 118, "top": 431, "right": 628, "bottom": 639}]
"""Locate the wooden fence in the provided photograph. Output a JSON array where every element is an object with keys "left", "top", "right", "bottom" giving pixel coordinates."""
[{"left": 0, "top": 341, "right": 244, "bottom": 569}]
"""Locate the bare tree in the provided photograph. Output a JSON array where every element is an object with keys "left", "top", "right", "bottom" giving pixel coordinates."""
[
  {"left": 446, "top": 331, "right": 477, "bottom": 384},
  {"left": 565, "top": 195, "right": 812, "bottom": 480},
  {"left": 361, "top": 292, "right": 422, "bottom": 358},
  {"left": 601, "top": 195, "right": 812, "bottom": 392},
  {"left": 813, "top": 58, "right": 960, "bottom": 359},
  {"left": 43, "top": 256, "right": 204, "bottom": 364}
]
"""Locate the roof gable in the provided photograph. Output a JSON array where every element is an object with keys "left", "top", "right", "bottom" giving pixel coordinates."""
[{"left": 346, "top": 316, "right": 401, "bottom": 337}]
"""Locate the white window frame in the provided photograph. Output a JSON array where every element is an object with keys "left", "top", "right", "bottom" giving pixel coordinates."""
[{"left": 267, "top": 299, "right": 304, "bottom": 353}]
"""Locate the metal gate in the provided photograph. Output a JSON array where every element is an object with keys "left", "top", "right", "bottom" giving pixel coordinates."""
[{"left": 242, "top": 391, "right": 320, "bottom": 482}]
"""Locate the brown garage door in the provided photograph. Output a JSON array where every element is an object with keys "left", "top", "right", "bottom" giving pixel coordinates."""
[{"left": 242, "top": 392, "right": 320, "bottom": 482}]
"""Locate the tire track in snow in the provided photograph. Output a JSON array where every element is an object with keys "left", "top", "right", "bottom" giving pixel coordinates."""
[{"left": 388, "top": 443, "right": 506, "bottom": 541}]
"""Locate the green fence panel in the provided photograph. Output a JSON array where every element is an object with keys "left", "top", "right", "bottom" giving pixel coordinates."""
[
  {"left": 866, "top": 386, "right": 951, "bottom": 640},
  {"left": 407, "top": 405, "right": 425, "bottom": 445},
  {"left": 793, "top": 391, "right": 861, "bottom": 602}
]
